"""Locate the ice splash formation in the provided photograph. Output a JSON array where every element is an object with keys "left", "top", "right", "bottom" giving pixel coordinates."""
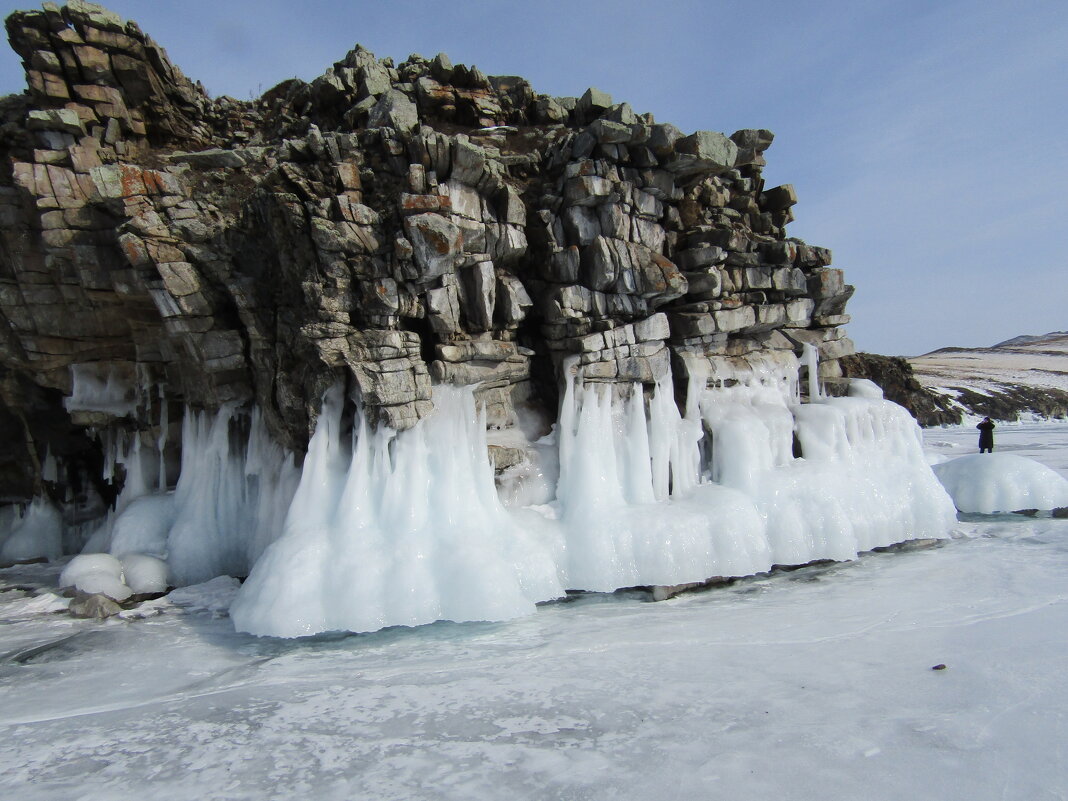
[
  {"left": 230, "top": 386, "right": 564, "bottom": 637},
  {"left": 232, "top": 357, "right": 956, "bottom": 638},
  {"left": 73, "top": 403, "right": 301, "bottom": 589}
]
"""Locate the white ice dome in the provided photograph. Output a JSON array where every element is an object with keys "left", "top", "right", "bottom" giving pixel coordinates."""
[{"left": 932, "top": 452, "right": 1068, "bottom": 513}]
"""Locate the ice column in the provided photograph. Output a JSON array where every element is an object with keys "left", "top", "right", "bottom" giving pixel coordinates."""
[
  {"left": 231, "top": 385, "right": 564, "bottom": 638},
  {"left": 166, "top": 405, "right": 300, "bottom": 585},
  {"left": 802, "top": 342, "right": 820, "bottom": 400},
  {"left": 553, "top": 369, "right": 767, "bottom": 592}
]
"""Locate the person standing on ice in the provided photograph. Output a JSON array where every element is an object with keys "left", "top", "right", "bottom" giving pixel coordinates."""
[{"left": 977, "top": 417, "right": 995, "bottom": 453}]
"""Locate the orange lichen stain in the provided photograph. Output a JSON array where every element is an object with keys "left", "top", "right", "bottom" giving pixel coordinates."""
[
  {"left": 118, "top": 164, "right": 147, "bottom": 197},
  {"left": 120, "top": 236, "right": 149, "bottom": 266}
]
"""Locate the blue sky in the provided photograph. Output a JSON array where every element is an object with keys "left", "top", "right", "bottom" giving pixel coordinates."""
[{"left": 1, "top": 0, "right": 1064, "bottom": 356}]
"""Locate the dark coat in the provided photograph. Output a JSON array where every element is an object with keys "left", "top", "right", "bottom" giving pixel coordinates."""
[{"left": 977, "top": 419, "right": 995, "bottom": 449}]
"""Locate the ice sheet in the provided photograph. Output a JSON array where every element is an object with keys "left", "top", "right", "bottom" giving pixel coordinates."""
[{"left": 4, "top": 479, "right": 1068, "bottom": 800}]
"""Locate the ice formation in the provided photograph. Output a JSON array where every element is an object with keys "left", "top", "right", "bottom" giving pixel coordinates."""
[
  {"left": 0, "top": 498, "right": 63, "bottom": 563},
  {"left": 233, "top": 354, "right": 957, "bottom": 638},
  {"left": 107, "top": 494, "right": 175, "bottom": 557},
  {"left": 63, "top": 363, "right": 138, "bottom": 416},
  {"left": 165, "top": 405, "right": 300, "bottom": 585},
  {"left": 0, "top": 345, "right": 958, "bottom": 636},
  {"left": 58, "top": 551, "right": 169, "bottom": 599},
  {"left": 932, "top": 452, "right": 1068, "bottom": 513},
  {"left": 230, "top": 385, "right": 565, "bottom": 637},
  {"left": 75, "top": 404, "right": 299, "bottom": 586},
  {"left": 120, "top": 554, "right": 169, "bottom": 594},
  {"left": 59, "top": 553, "right": 131, "bottom": 601}
]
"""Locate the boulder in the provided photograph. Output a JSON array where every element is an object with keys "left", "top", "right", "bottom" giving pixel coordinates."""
[
  {"left": 68, "top": 592, "right": 123, "bottom": 619},
  {"left": 666, "top": 131, "right": 738, "bottom": 176},
  {"left": 762, "top": 184, "right": 798, "bottom": 211},
  {"left": 367, "top": 89, "right": 419, "bottom": 134},
  {"left": 404, "top": 213, "right": 462, "bottom": 280},
  {"left": 578, "top": 87, "right": 612, "bottom": 118}
]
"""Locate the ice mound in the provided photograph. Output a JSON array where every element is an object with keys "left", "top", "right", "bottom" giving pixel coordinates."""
[
  {"left": 700, "top": 366, "right": 955, "bottom": 565},
  {"left": 932, "top": 452, "right": 1068, "bottom": 513},
  {"left": 846, "top": 377, "right": 885, "bottom": 399},
  {"left": 120, "top": 554, "right": 169, "bottom": 594},
  {"left": 0, "top": 498, "right": 62, "bottom": 563},
  {"left": 59, "top": 552, "right": 170, "bottom": 600},
  {"left": 59, "top": 553, "right": 132, "bottom": 601}
]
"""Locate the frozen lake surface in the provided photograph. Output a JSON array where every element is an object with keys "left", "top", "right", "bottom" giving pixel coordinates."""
[{"left": 2, "top": 421, "right": 1067, "bottom": 800}]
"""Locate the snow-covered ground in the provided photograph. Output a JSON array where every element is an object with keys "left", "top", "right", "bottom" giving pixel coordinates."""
[
  {"left": 911, "top": 331, "right": 1068, "bottom": 395},
  {"left": 2, "top": 423, "right": 1068, "bottom": 800}
]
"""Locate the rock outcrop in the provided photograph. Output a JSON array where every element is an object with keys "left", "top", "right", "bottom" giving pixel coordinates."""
[
  {"left": 840, "top": 353, "right": 962, "bottom": 427},
  {"left": 0, "top": 2, "right": 855, "bottom": 532},
  {"left": 844, "top": 333, "right": 1068, "bottom": 426}
]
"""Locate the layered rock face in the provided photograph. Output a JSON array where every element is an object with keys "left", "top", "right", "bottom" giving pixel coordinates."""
[{"left": 0, "top": 2, "right": 854, "bottom": 527}]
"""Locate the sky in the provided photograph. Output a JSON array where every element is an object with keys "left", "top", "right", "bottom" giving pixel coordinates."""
[{"left": 0, "top": 0, "right": 1064, "bottom": 357}]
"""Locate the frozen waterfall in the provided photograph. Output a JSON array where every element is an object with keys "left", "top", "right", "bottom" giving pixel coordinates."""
[
  {"left": 78, "top": 404, "right": 301, "bottom": 586},
  {"left": 231, "top": 358, "right": 957, "bottom": 638}
]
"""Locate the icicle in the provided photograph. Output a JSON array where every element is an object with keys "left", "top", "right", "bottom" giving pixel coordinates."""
[
  {"left": 101, "top": 429, "right": 116, "bottom": 484},
  {"left": 157, "top": 385, "right": 169, "bottom": 491},
  {"left": 41, "top": 445, "right": 58, "bottom": 483},
  {"left": 115, "top": 431, "right": 151, "bottom": 515},
  {"left": 555, "top": 355, "right": 579, "bottom": 504},
  {"left": 64, "top": 363, "right": 136, "bottom": 416},
  {"left": 623, "top": 387, "right": 655, "bottom": 504},
  {"left": 803, "top": 342, "right": 821, "bottom": 400},
  {"left": 153, "top": 402, "right": 299, "bottom": 585}
]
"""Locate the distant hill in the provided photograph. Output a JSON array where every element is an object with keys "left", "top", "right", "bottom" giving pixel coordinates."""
[
  {"left": 841, "top": 333, "right": 1068, "bottom": 426},
  {"left": 991, "top": 331, "right": 1068, "bottom": 349},
  {"left": 909, "top": 332, "right": 1068, "bottom": 423}
]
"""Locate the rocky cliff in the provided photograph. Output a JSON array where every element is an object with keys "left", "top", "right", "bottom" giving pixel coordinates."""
[{"left": 0, "top": 1, "right": 854, "bottom": 533}]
